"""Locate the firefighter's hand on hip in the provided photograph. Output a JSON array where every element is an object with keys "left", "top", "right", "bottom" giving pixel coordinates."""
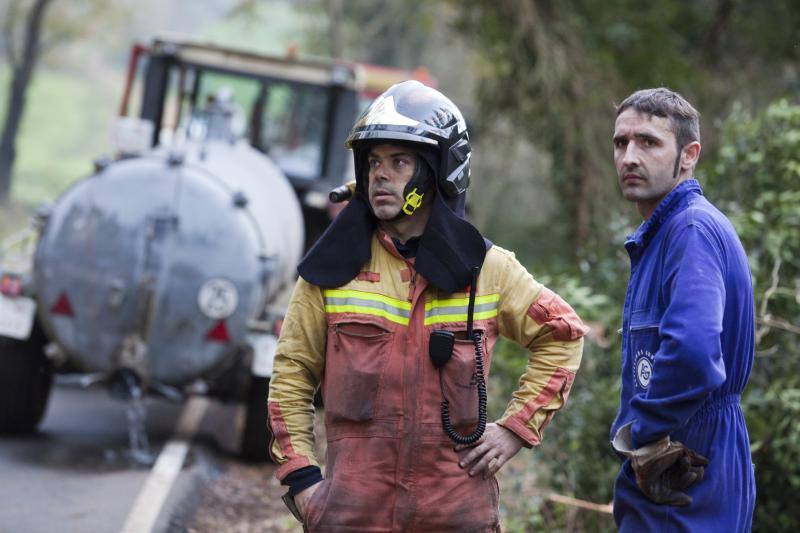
[
  {"left": 456, "top": 423, "right": 525, "bottom": 479},
  {"left": 295, "top": 481, "right": 322, "bottom": 519}
]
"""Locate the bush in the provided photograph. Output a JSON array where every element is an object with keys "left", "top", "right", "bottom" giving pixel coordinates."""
[
  {"left": 705, "top": 99, "right": 800, "bottom": 532},
  {"left": 490, "top": 275, "right": 621, "bottom": 532}
]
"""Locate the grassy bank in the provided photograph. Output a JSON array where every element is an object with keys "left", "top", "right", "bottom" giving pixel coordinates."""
[{"left": 0, "top": 66, "right": 117, "bottom": 209}]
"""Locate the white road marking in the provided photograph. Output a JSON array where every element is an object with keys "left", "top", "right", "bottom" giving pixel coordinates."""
[{"left": 120, "top": 396, "right": 210, "bottom": 533}]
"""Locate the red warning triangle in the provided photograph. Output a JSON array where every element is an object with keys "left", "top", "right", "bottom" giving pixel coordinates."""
[
  {"left": 51, "top": 292, "right": 74, "bottom": 316},
  {"left": 205, "top": 320, "right": 230, "bottom": 343}
]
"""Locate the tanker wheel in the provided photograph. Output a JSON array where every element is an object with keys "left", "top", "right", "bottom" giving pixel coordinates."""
[
  {"left": 0, "top": 322, "right": 53, "bottom": 433},
  {"left": 240, "top": 375, "right": 273, "bottom": 462}
]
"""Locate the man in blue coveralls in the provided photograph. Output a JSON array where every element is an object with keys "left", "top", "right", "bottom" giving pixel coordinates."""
[{"left": 609, "top": 88, "right": 756, "bottom": 532}]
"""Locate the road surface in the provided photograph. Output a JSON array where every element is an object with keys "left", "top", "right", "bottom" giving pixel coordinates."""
[{"left": 0, "top": 384, "right": 298, "bottom": 533}]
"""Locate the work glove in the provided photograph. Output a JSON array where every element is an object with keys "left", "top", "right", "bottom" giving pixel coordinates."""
[{"left": 612, "top": 423, "right": 709, "bottom": 507}]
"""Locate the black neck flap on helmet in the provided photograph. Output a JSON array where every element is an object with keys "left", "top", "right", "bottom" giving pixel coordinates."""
[{"left": 298, "top": 80, "right": 490, "bottom": 293}]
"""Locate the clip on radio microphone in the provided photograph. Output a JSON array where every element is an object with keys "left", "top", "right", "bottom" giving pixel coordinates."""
[
  {"left": 429, "top": 330, "right": 455, "bottom": 369},
  {"left": 432, "top": 266, "right": 488, "bottom": 446}
]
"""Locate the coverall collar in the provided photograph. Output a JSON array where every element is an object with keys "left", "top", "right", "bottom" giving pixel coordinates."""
[{"left": 625, "top": 179, "right": 703, "bottom": 254}]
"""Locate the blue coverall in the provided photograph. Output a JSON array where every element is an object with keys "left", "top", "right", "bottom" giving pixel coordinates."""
[{"left": 611, "top": 179, "right": 756, "bottom": 532}]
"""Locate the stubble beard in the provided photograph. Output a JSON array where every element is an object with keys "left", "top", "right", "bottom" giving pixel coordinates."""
[
  {"left": 370, "top": 194, "right": 402, "bottom": 221},
  {"left": 373, "top": 205, "right": 401, "bottom": 221},
  {"left": 620, "top": 151, "right": 683, "bottom": 204}
]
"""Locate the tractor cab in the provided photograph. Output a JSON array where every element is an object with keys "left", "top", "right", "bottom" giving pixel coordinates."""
[{"left": 120, "top": 38, "right": 436, "bottom": 249}]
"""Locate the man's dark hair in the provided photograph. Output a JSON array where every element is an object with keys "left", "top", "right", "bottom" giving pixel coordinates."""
[{"left": 616, "top": 88, "right": 700, "bottom": 149}]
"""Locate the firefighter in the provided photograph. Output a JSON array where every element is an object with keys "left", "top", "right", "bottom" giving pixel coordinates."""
[
  {"left": 610, "top": 88, "right": 756, "bottom": 531},
  {"left": 268, "top": 80, "right": 587, "bottom": 531}
]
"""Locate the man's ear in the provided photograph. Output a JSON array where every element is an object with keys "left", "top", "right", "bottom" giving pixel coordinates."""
[{"left": 681, "top": 141, "right": 701, "bottom": 173}]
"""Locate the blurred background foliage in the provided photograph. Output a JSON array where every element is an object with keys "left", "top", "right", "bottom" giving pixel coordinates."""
[
  {"left": 1, "top": 0, "right": 798, "bottom": 530},
  {"left": 707, "top": 100, "right": 800, "bottom": 532}
]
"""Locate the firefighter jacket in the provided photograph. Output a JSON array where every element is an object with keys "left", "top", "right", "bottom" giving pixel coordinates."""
[
  {"left": 611, "top": 180, "right": 756, "bottom": 532},
  {"left": 268, "top": 230, "right": 587, "bottom": 532}
]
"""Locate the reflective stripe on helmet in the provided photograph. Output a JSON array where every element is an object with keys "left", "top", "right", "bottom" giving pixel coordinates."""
[{"left": 345, "top": 125, "right": 441, "bottom": 149}]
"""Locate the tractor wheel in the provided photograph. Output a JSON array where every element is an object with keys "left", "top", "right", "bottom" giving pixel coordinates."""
[
  {"left": 240, "top": 375, "right": 273, "bottom": 462},
  {"left": 0, "top": 322, "right": 52, "bottom": 433}
]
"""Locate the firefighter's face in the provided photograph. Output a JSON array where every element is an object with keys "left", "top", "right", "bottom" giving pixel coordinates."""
[
  {"left": 613, "top": 109, "right": 700, "bottom": 219},
  {"left": 367, "top": 144, "right": 417, "bottom": 220}
]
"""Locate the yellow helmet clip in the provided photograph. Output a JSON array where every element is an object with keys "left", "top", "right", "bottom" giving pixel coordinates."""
[{"left": 402, "top": 188, "right": 425, "bottom": 215}]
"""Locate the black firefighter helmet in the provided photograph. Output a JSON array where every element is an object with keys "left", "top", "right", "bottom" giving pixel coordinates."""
[{"left": 345, "top": 80, "right": 472, "bottom": 199}]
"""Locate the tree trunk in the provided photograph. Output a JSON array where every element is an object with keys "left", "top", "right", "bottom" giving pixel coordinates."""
[
  {"left": 0, "top": 0, "right": 53, "bottom": 204},
  {"left": 326, "top": 0, "right": 343, "bottom": 59},
  {"left": 575, "top": 150, "right": 591, "bottom": 253}
]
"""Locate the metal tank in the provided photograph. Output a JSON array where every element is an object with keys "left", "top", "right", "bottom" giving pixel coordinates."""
[{"left": 33, "top": 135, "right": 303, "bottom": 387}]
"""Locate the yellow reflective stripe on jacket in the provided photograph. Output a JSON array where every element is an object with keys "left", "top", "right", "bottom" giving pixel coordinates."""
[
  {"left": 424, "top": 293, "right": 500, "bottom": 326},
  {"left": 323, "top": 289, "right": 411, "bottom": 325}
]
